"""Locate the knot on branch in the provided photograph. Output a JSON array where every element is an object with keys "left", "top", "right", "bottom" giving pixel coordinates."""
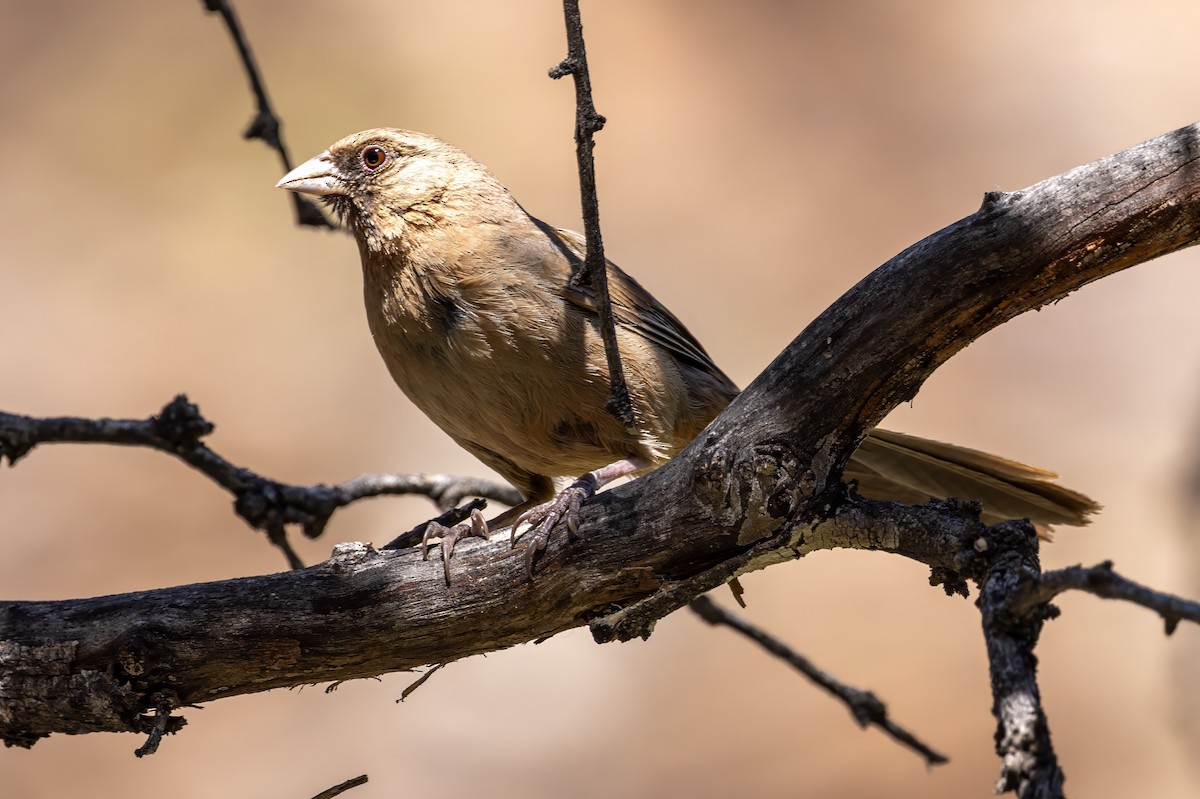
[
  {"left": 243, "top": 111, "right": 281, "bottom": 148},
  {"left": 0, "top": 416, "right": 34, "bottom": 466},
  {"left": 328, "top": 541, "right": 384, "bottom": 572},
  {"left": 978, "top": 188, "right": 1022, "bottom": 215},
  {"left": 233, "top": 479, "right": 339, "bottom": 541},
  {"left": 548, "top": 58, "right": 576, "bottom": 79},
  {"left": 151, "top": 395, "right": 214, "bottom": 448},
  {"left": 578, "top": 110, "right": 606, "bottom": 135},
  {"left": 978, "top": 522, "right": 1051, "bottom": 637},
  {"left": 694, "top": 442, "right": 814, "bottom": 546},
  {"left": 928, "top": 566, "right": 972, "bottom": 598},
  {"left": 116, "top": 626, "right": 176, "bottom": 684},
  {"left": 923, "top": 497, "right": 994, "bottom": 596},
  {"left": 1082, "top": 559, "right": 1116, "bottom": 589}
]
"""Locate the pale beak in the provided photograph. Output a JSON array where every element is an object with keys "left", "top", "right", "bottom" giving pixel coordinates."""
[{"left": 276, "top": 151, "right": 343, "bottom": 196}]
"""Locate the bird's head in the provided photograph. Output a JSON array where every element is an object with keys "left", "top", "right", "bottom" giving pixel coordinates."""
[{"left": 277, "top": 128, "right": 509, "bottom": 254}]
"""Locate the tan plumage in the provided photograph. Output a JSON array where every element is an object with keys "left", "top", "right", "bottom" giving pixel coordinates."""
[
  {"left": 278, "top": 128, "right": 1098, "bottom": 574},
  {"left": 847, "top": 429, "right": 1097, "bottom": 529}
]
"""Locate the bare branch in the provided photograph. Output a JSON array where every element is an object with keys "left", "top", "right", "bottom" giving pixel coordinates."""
[
  {"left": 1014, "top": 561, "right": 1200, "bottom": 635},
  {"left": 5, "top": 123, "right": 1200, "bottom": 797},
  {"left": 976, "top": 524, "right": 1064, "bottom": 798},
  {"left": 309, "top": 775, "right": 368, "bottom": 799},
  {"left": 201, "top": 0, "right": 333, "bottom": 229},
  {"left": 549, "top": 0, "right": 634, "bottom": 430},
  {"left": 689, "top": 596, "right": 948, "bottom": 766},
  {"left": 0, "top": 396, "right": 521, "bottom": 565}
]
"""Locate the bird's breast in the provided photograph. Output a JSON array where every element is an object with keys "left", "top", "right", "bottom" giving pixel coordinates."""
[{"left": 363, "top": 268, "right": 643, "bottom": 475}]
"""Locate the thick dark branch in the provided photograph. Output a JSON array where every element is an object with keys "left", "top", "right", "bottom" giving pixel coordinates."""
[
  {"left": 5, "top": 124, "right": 1200, "bottom": 768},
  {"left": 689, "top": 596, "right": 948, "bottom": 765},
  {"left": 0, "top": 395, "right": 520, "bottom": 566},
  {"left": 977, "top": 554, "right": 1200, "bottom": 798},
  {"left": 1014, "top": 561, "right": 1200, "bottom": 635},
  {"left": 549, "top": 0, "right": 634, "bottom": 430},
  {"left": 977, "top": 524, "right": 1064, "bottom": 798},
  {"left": 202, "top": 0, "right": 333, "bottom": 228}
]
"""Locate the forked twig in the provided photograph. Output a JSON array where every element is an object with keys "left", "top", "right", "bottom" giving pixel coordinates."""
[
  {"left": 1014, "top": 560, "right": 1200, "bottom": 635},
  {"left": 0, "top": 396, "right": 520, "bottom": 568},
  {"left": 202, "top": 0, "right": 333, "bottom": 228}
]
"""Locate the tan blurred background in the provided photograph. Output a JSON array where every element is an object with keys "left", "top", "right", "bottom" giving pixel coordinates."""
[{"left": 2, "top": 1, "right": 1199, "bottom": 797}]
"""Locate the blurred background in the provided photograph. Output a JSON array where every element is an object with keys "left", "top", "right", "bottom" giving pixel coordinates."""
[{"left": 2, "top": 1, "right": 1199, "bottom": 797}]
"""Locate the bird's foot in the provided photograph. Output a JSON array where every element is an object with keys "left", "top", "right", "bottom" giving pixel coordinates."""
[
  {"left": 422, "top": 508, "right": 489, "bottom": 585},
  {"left": 511, "top": 473, "right": 599, "bottom": 577}
]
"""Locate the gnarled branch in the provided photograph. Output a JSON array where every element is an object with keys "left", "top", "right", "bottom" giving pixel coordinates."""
[
  {"left": 5, "top": 123, "right": 1200, "bottom": 798},
  {"left": 0, "top": 396, "right": 520, "bottom": 568}
]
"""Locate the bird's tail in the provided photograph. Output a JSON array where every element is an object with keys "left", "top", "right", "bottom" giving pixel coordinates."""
[{"left": 844, "top": 428, "right": 1100, "bottom": 530}]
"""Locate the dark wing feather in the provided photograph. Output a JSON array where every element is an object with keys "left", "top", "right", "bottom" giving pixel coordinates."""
[{"left": 537, "top": 222, "right": 724, "bottom": 374}]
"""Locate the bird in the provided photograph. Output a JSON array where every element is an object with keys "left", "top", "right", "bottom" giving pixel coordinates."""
[{"left": 277, "top": 128, "right": 1099, "bottom": 581}]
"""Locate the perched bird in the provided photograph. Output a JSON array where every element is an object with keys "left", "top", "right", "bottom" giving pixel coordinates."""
[{"left": 277, "top": 129, "right": 1098, "bottom": 580}]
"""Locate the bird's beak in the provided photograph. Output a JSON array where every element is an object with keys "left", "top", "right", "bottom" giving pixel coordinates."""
[{"left": 276, "top": 151, "right": 343, "bottom": 196}]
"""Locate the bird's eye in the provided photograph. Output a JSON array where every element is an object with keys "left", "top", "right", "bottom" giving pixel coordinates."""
[{"left": 360, "top": 145, "right": 389, "bottom": 171}]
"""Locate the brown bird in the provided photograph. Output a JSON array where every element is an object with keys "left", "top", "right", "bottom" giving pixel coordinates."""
[{"left": 277, "top": 129, "right": 1099, "bottom": 580}]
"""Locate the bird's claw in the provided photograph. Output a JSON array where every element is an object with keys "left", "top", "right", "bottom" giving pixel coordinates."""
[
  {"left": 511, "top": 476, "right": 597, "bottom": 577},
  {"left": 422, "top": 508, "right": 488, "bottom": 585}
]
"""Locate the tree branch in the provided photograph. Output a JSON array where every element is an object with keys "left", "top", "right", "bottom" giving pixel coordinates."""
[
  {"left": 0, "top": 396, "right": 520, "bottom": 567},
  {"left": 201, "top": 0, "right": 333, "bottom": 229},
  {"left": 310, "top": 775, "right": 368, "bottom": 799},
  {"left": 5, "top": 123, "right": 1200, "bottom": 797},
  {"left": 977, "top": 524, "right": 1063, "bottom": 797},
  {"left": 689, "top": 596, "right": 948, "bottom": 766},
  {"left": 549, "top": 0, "right": 635, "bottom": 430},
  {"left": 1013, "top": 560, "right": 1200, "bottom": 635}
]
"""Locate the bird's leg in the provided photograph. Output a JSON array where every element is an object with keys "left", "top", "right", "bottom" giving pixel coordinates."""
[
  {"left": 512, "top": 457, "right": 648, "bottom": 577},
  {"left": 422, "top": 508, "right": 489, "bottom": 585}
]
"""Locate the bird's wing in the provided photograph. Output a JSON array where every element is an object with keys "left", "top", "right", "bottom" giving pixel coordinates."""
[{"left": 538, "top": 222, "right": 724, "bottom": 374}]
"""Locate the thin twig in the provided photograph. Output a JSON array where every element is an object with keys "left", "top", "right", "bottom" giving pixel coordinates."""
[
  {"left": 688, "top": 596, "right": 948, "bottom": 766},
  {"left": 202, "top": 0, "right": 333, "bottom": 229},
  {"left": 397, "top": 664, "right": 445, "bottom": 702},
  {"left": 549, "top": 0, "right": 635, "bottom": 430},
  {"left": 0, "top": 396, "right": 520, "bottom": 566},
  {"left": 1014, "top": 560, "right": 1200, "bottom": 635},
  {"left": 309, "top": 775, "right": 368, "bottom": 799},
  {"left": 133, "top": 690, "right": 183, "bottom": 758}
]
